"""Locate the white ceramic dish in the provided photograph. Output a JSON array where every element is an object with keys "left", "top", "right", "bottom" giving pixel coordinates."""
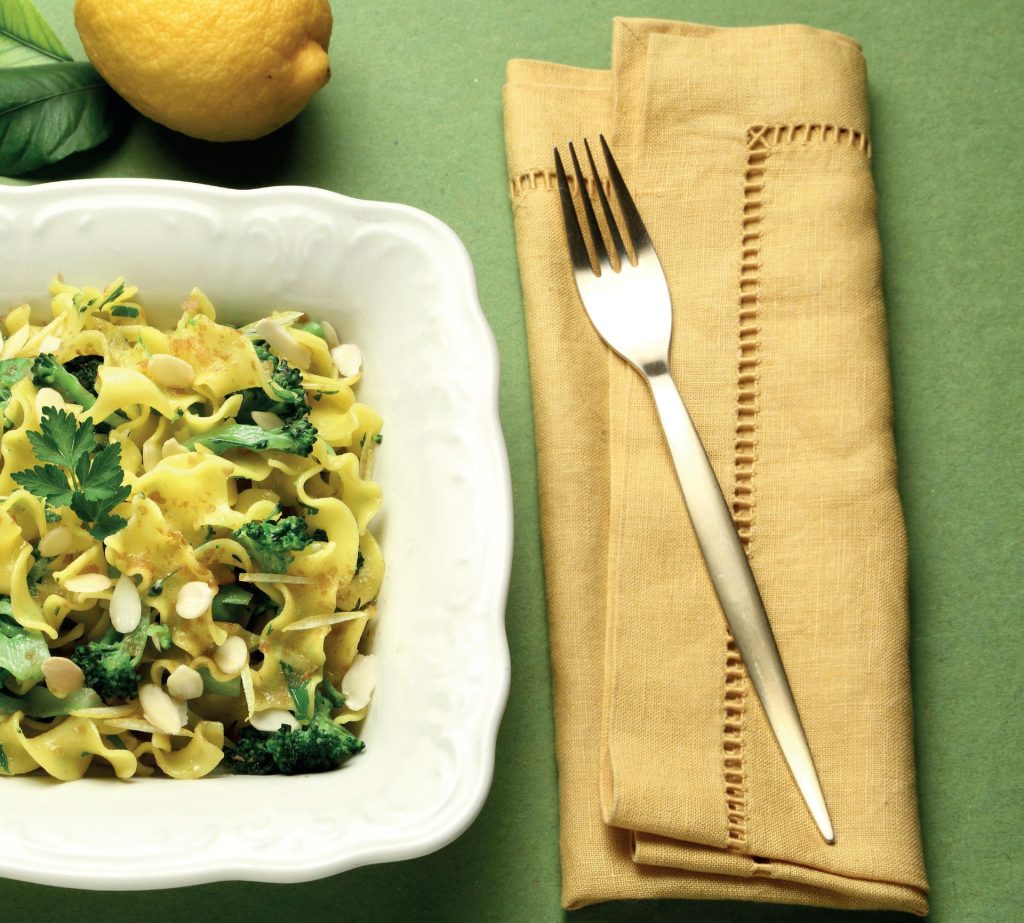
[{"left": 0, "top": 180, "right": 512, "bottom": 889}]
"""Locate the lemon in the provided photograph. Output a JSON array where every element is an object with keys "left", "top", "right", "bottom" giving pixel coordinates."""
[{"left": 74, "top": 0, "right": 332, "bottom": 142}]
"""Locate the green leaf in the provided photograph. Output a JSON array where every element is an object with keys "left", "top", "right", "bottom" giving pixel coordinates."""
[
  {"left": 0, "top": 684, "right": 100, "bottom": 718},
  {"left": 11, "top": 463, "right": 73, "bottom": 506},
  {"left": 77, "top": 442, "right": 126, "bottom": 501},
  {"left": 27, "top": 406, "right": 94, "bottom": 469},
  {"left": 0, "top": 357, "right": 32, "bottom": 390},
  {"left": 0, "top": 61, "right": 125, "bottom": 176},
  {"left": 0, "top": 620, "right": 48, "bottom": 683},
  {"left": 87, "top": 510, "right": 127, "bottom": 542},
  {"left": 0, "top": 0, "right": 71, "bottom": 68}
]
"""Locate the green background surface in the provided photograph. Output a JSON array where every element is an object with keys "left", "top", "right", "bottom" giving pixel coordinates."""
[{"left": 3, "top": 1, "right": 1021, "bottom": 921}]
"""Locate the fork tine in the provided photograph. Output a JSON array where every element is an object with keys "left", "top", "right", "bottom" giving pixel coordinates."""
[
  {"left": 599, "top": 134, "right": 650, "bottom": 253},
  {"left": 583, "top": 138, "right": 629, "bottom": 268},
  {"left": 568, "top": 141, "right": 611, "bottom": 270},
  {"left": 553, "top": 147, "right": 592, "bottom": 273}
]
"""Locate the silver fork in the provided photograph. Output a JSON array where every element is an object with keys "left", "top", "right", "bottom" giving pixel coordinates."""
[{"left": 554, "top": 136, "right": 835, "bottom": 845}]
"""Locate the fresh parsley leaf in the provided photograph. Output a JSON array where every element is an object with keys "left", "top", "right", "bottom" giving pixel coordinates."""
[
  {"left": 12, "top": 464, "right": 73, "bottom": 506},
  {"left": 77, "top": 443, "right": 129, "bottom": 502},
  {"left": 87, "top": 510, "right": 128, "bottom": 542},
  {"left": 12, "top": 406, "right": 129, "bottom": 540},
  {"left": 25, "top": 407, "right": 95, "bottom": 469}
]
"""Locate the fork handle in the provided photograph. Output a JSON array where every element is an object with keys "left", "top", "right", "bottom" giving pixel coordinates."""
[{"left": 644, "top": 369, "right": 835, "bottom": 845}]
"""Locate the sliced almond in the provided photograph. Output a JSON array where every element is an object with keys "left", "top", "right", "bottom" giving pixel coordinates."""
[
  {"left": 330, "top": 344, "right": 362, "bottom": 378},
  {"left": 35, "top": 387, "right": 67, "bottom": 415},
  {"left": 321, "top": 320, "right": 340, "bottom": 349},
  {"left": 42, "top": 656, "right": 84, "bottom": 697},
  {"left": 109, "top": 574, "right": 142, "bottom": 633},
  {"left": 38, "top": 335, "right": 62, "bottom": 354},
  {"left": 283, "top": 611, "right": 365, "bottom": 632},
  {"left": 255, "top": 318, "right": 311, "bottom": 369},
  {"left": 175, "top": 581, "right": 214, "bottom": 620},
  {"left": 251, "top": 410, "right": 284, "bottom": 431},
  {"left": 238, "top": 573, "right": 313, "bottom": 585},
  {"left": 146, "top": 354, "right": 195, "bottom": 389},
  {"left": 63, "top": 572, "right": 112, "bottom": 594},
  {"left": 38, "top": 526, "right": 72, "bottom": 558},
  {"left": 250, "top": 708, "right": 299, "bottom": 732},
  {"left": 162, "top": 437, "right": 187, "bottom": 457},
  {"left": 213, "top": 636, "right": 248, "bottom": 675},
  {"left": 142, "top": 441, "right": 162, "bottom": 472},
  {"left": 139, "top": 684, "right": 183, "bottom": 735},
  {"left": 166, "top": 665, "right": 204, "bottom": 701},
  {"left": 341, "top": 653, "right": 376, "bottom": 711}
]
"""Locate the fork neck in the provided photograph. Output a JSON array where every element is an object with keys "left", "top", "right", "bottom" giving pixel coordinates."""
[{"left": 641, "top": 358, "right": 669, "bottom": 378}]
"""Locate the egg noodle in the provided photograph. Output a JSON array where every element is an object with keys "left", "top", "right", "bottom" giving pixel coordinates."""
[{"left": 0, "top": 278, "right": 381, "bottom": 780}]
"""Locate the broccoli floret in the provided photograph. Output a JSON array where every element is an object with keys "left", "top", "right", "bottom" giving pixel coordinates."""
[
  {"left": 69, "top": 614, "right": 163, "bottom": 703},
  {"left": 147, "top": 622, "right": 172, "bottom": 652},
  {"left": 226, "top": 688, "right": 364, "bottom": 776},
  {"left": 62, "top": 355, "right": 103, "bottom": 395},
  {"left": 320, "top": 675, "right": 347, "bottom": 710},
  {"left": 31, "top": 354, "right": 125, "bottom": 425},
  {"left": 235, "top": 339, "right": 309, "bottom": 424},
  {"left": 32, "top": 353, "right": 97, "bottom": 408},
  {"left": 185, "top": 418, "right": 317, "bottom": 457},
  {"left": 228, "top": 727, "right": 280, "bottom": 774},
  {"left": 232, "top": 515, "right": 326, "bottom": 573},
  {"left": 70, "top": 631, "right": 139, "bottom": 702}
]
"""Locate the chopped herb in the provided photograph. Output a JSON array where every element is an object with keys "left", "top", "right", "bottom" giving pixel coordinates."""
[
  {"left": 373, "top": 433, "right": 383, "bottom": 444},
  {"left": 95, "top": 281, "right": 126, "bottom": 310},
  {"left": 148, "top": 578, "right": 166, "bottom": 597},
  {"left": 106, "top": 735, "right": 127, "bottom": 750},
  {"left": 355, "top": 550, "right": 365, "bottom": 574},
  {"left": 43, "top": 506, "right": 61, "bottom": 523},
  {"left": 0, "top": 741, "right": 7, "bottom": 773},
  {"left": 280, "top": 660, "right": 312, "bottom": 722},
  {"left": 110, "top": 305, "right": 139, "bottom": 318}
]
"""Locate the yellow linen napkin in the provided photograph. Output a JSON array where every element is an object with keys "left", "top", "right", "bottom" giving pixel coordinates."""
[{"left": 504, "top": 19, "right": 928, "bottom": 914}]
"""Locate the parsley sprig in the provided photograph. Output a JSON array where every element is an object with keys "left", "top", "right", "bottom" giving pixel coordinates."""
[{"left": 12, "top": 407, "right": 130, "bottom": 541}]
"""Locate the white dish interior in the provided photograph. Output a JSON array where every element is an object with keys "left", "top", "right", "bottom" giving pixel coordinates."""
[{"left": 0, "top": 180, "right": 512, "bottom": 889}]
